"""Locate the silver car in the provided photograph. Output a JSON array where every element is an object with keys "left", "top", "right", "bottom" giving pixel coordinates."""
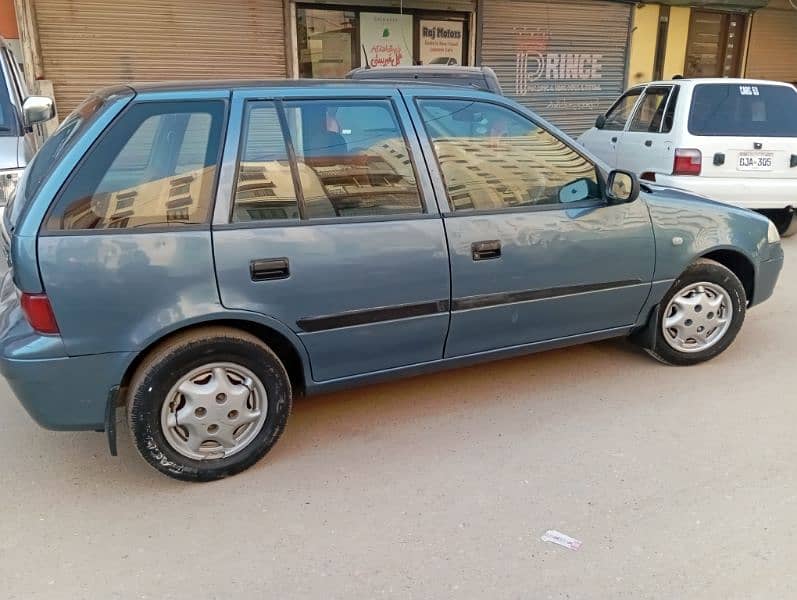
[{"left": 0, "top": 36, "right": 55, "bottom": 219}]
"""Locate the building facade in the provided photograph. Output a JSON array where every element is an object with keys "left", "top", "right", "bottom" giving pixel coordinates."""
[{"left": 12, "top": 0, "right": 796, "bottom": 138}]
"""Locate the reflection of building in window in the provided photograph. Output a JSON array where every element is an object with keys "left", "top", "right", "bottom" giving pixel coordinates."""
[
  {"left": 233, "top": 160, "right": 299, "bottom": 221},
  {"left": 433, "top": 131, "right": 596, "bottom": 210},
  {"left": 299, "top": 138, "right": 420, "bottom": 217},
  {"left": 61, "top": 165, "right": 215, "bottom": 230}
]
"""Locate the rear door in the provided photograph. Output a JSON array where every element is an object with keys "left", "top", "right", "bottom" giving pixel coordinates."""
[
  {"left": 616, "top": 85, "right": 677, "bottom": 176},
  {"left": 579, "top": 87, "right": 644, "bottom": 166},
  {"left": 687, "top": 82, "right": 797, "bottom": 180},
  {"left": 212, "top": 88, "right": 451, "bottom": 382}
]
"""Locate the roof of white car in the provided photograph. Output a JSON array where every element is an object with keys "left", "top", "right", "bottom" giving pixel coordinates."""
[{"left": 637, "top": 78, "right": 795, "bottom": 88}]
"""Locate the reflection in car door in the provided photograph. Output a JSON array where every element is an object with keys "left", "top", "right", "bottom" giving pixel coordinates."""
[{"left": 407, "top": 92, "right": 655, "bottom": 357}]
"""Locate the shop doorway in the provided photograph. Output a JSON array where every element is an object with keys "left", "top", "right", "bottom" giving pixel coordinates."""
[{"left": 684, "top": 10, "right": 747, "bottom": 78}]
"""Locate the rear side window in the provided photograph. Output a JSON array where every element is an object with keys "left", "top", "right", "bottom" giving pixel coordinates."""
[
  {"left": 628, "top": 86, "right": 672, "bottom": 133},
  {"left": 689, "top": 84, "right": 797, "bottom": 137},
  {"left": 661, "top": 86, "right": 679, "bottom": 134},
  {"left": 46, "top": 100, "right": 225, "bottom": 231},
  {"left": 284, "top": 99, "right": 423, "bottom": 219},
  {"left": 603, "top": 88, "right": 643, "bottom": 131}
]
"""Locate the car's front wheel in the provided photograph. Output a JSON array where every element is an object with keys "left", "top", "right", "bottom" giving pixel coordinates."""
[
  {"left": 647, "top": 258, "right": 746, "bottom": 366},
  {"left": 127, "top": 327, "right": 292, "bottom": 481}
]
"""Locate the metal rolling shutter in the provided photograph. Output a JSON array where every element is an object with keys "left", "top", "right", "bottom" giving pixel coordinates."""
[
  {"left": 307, "top": 0, "right": 476, "bottom": 10},
  {"left": 745, "top": 1, "right": 797, "bottom": 84},
  {"left": 480, "top": 0, "right": 632, "bottom": 136},
  {"left": 33, "top": 0, "right": 286, "bottom": 116}
]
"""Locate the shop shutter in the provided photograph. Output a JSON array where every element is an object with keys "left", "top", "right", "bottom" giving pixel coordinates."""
[
  {"left": 745, "top": 1, "right": 797, "bottom": 84},
  {"left": 33, "top": 0, "right": 286, "bottom": 116},
  {"left": 308, "top": 0, "right": 476, "bottom": 11},
  {"left": 480, "top": 0, "right": 632, "bottom": 137}
]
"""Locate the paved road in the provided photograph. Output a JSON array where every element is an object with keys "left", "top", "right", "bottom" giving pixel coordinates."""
[{"left": 1, "top": 239, "right": 794, "bottom": 599}]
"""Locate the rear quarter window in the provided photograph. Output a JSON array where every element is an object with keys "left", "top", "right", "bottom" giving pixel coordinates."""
[
  {"left": 45, "top": 100, "right": 226, "bottom": 231},
  {"left": 689, "top": 83, "right": 797, "bottom": 137}
]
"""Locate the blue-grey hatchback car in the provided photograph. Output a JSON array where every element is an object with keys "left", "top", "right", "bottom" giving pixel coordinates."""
[{"left": 0, "top": 81, "right": 783, "bottom": 480}]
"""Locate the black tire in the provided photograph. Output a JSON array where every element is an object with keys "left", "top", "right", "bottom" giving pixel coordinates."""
[
  {"left": 759, "top": 209, "right": 796, "bottom": 237},
  {"left": 127, "top": 327, "right": 292, "bottom": 482},
  {"left": 647, "top": 258, "right": 746, "bottom": 366}
]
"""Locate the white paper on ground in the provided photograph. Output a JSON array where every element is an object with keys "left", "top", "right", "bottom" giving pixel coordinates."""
[{"left": 541, "top": 530, "right": 582, "bottom": 551}]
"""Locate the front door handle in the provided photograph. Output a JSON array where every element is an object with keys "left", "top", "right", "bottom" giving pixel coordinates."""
[
  {"left": 471, "top": 240, "right": 501, "bottom": 261},
  {"left": 250, "top": 257, "right": 290, "bottom": 281}
]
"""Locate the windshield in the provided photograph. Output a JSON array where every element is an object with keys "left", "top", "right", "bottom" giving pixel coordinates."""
[
  {"left": 689, "top": 83, "right": 797, "bottom": 137},
  {"left": 7, "top": 94, "right": 110, "bottom": 227}
]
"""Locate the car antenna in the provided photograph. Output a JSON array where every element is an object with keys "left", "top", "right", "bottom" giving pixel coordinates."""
[{"left": 362, "top": 44, "right": 371, "bottom": 69}]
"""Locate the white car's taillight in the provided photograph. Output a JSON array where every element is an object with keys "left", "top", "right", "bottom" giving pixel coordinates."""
[{"left": 673, "top": 149, "right": 702, "bottom": 176}]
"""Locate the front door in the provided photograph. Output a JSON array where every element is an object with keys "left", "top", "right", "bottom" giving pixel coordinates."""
[
  {"left": 213, "top": 89, "right": 450, "bottom": 382},
  {"left": 408, "top": 93, "right": 655, "bottom": 357}
]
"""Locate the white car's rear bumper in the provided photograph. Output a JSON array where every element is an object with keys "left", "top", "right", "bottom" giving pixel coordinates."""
[{"left": 653, "top": 175, "right": 797, "bottom": 210}]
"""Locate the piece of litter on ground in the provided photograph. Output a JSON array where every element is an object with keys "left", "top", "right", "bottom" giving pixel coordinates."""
[{"left": 541, "top": 530, "right": 582, "bottom": 551}]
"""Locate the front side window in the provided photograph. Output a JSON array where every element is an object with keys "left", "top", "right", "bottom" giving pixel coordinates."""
[
  {"left": 628, "top": 86, "right": 672, "bottom": 133},
  {"left": 689, "top": 83, "right": 797, "bottom": 137},
  {"left": 284, "top": 99, "right": 423, "bottom": 218},
  {"left": 47, "top": 101, "right": 225, "bottom": 231},
  {"left": 603, "top": 88, "right": 643, "bottom": 131},
  {"left": 418, "top": 99, "right": 600, "bottom": 212}
]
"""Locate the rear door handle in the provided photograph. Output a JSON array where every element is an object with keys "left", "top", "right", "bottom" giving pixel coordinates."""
[
  {"left": 250, "top": 257, "right": 290, "bottom": 281},
  {"left": 611, "top": 136, "right": 618, "bottom": 143},
  {"left": 471, "top": 240, "right": 501, "bottom": 261},
  {"left": 644, "top": 139, "right": 653, "bottom": 147}
]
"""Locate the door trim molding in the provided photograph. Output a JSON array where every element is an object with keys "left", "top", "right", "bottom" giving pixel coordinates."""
[
  {"left": 297, "top": 299, "right": 450, "bottom": 333},
  {"left": 296, "top": 279, "right": 645, "bottom": 332},
  {"left": 451, "top": 280, "right": 644, "bottom": 312}
]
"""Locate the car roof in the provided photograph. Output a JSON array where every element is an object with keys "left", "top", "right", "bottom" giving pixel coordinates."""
[
  {"left": 124, "top": 78, "right": 468, "bottom": 94},
  {"left": 638, "top": 78, "right": 795, "bottom": 88},
  {"left": 349, "top": 66, "right": 491, "bottom": 76}
]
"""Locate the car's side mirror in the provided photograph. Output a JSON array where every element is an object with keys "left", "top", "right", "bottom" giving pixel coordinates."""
[
  {"left": 595, "top": 114, "right": 606, "bottom": 130},
  {"left": 22, "top": 96, "right": 55, "bottom": 126},
  {"left": 606, "top": 170, "right": 640, "bottom": 204}
]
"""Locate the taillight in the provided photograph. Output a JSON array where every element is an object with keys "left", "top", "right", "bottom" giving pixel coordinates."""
[
  {"left": 20, "top": 292, "right": 60, "bottom": 334},
  {"left": 673, "top": 148, "right": 702, "bottom": 176}
]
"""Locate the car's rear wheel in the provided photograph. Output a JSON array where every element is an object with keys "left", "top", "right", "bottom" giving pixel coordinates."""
[
  {"left": 127, "top": 327, "right": 291, "bottom": 481},
  {"left": 647, "top": 259, "right": 746, "bottom": 366}
]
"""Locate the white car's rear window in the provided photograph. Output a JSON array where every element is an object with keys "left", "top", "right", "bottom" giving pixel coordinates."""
[{"left": 689, "top": 83, "right": 797, "bottom": 137}]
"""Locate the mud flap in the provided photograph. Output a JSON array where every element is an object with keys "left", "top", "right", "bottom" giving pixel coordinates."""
[{"left": 630, "top": 304, "right": 660, "bottom": 351}]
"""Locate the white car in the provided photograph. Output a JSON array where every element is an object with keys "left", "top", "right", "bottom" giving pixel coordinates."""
[{"left": 578, "top": 78, "right": 797, "bottom": 235}]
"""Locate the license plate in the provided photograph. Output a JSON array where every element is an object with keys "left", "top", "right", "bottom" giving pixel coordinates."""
[{"left": 737, "top": 151, "right": 774, "bottom": 171}]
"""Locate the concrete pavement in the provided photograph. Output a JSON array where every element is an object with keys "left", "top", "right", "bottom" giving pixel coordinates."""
[{"left": 0, "top": 238, "right": 794, "bottom": 599}]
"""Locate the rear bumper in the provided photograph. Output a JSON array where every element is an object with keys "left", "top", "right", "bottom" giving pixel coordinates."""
[
  {"left": 655, "top": 174, "right": 797, "bottom": 210},
  {"left": 0, "top": 350, "right": 132, "bottom": 431},
  {"left": 0, "top": 269, "right": 132, "bottom": 430}
]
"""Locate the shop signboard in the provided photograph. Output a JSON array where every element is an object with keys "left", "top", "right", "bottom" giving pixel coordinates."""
[
  {"left": 419, "top": 20, "right": 464, "bottom": 65},
  {"left": 360, "top": 12, "right": 413, "bottom": 68}
]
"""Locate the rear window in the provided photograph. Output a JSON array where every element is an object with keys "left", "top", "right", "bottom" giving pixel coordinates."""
[{"left": 689, "top": 83, "right": 797, "bottom": 137}]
